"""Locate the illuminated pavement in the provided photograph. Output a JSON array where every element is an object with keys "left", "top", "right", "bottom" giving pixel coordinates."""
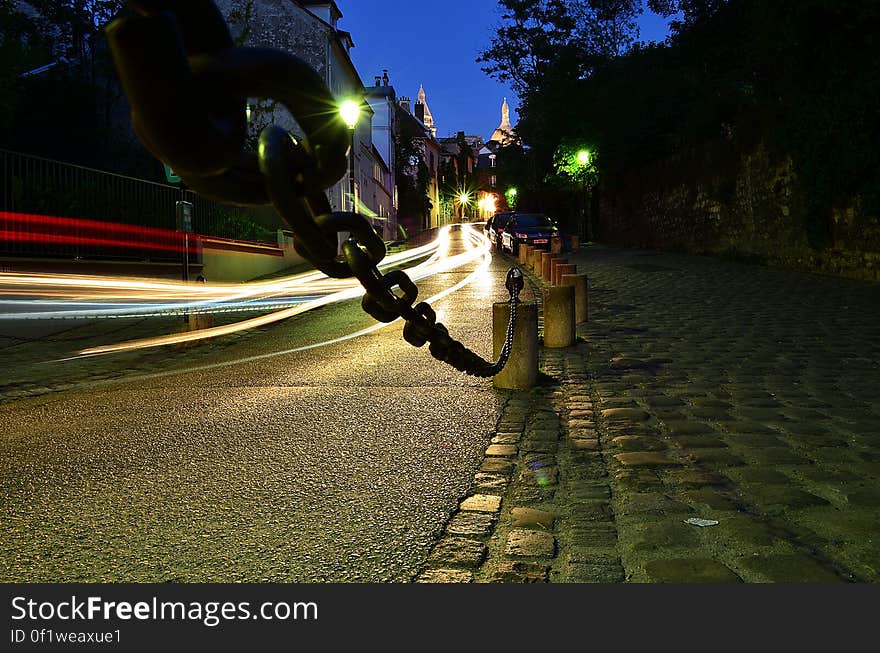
[
  {"left": 5, "top": 236, "right": 878, "bottom": 584},
  {"left": 0, "top": 227, "right": 528, "bottom": 582}
]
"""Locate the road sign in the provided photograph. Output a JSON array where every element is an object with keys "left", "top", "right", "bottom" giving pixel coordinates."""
[
  {"left": 175, "top": 200, "right": 193, "bottom": 233},
  {"left": 164, "top": 164, "right": 181, "bottom": 184}
]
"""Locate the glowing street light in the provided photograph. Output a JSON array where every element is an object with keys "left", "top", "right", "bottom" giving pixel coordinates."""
[
  {"left": 457, "top": 191, "right": 470, "bottom": 222},
  {"left": 477, "top": 193, "right": 497, "bottom": 220},
  {"left": 505, "top": 187, "right": 518, "bottom": 209},
  {"left": 339, "top": 99, "right": 361, "bottom": 214},
  {"left": 575, "top": 149, "right": 592, "bottom": 241},
  {"left": 339, "top": 99, "right": 360, "bottom": 130}
]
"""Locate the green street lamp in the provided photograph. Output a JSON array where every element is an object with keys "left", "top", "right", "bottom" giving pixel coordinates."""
[
  {"left": 576, "top": 149, "right": 591, "bottom": 241},
  {"left": 339, "top": 99, "right": 361, "bottom": 213},
  {"left": 505, "top": 186, "right": 518, "bottom": 209}
]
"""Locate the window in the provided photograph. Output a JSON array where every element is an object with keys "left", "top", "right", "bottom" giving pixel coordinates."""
[{"left": 490, "top": 175, "right": 497, "bottom": 187}]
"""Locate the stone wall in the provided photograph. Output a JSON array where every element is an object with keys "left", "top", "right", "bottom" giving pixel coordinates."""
[
  {"left": 598, "top": 143, "right": 880, "bottom": 282},
  {"left": 214, "top": 0, "right": 327, "bottom": 137}
]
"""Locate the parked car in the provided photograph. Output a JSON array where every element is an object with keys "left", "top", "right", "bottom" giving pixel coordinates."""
[
  {"left": 484, "top": 211, "right": 515, "bottom": 250},
  {"left": 500, "top": 213, "right": 559, "bottom": 255}
]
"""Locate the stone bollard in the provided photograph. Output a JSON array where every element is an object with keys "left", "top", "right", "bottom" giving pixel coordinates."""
[
  {"left": 493, "top": 301, "right": 538, "bottom": 389},
  {"left": 561, "top": 273, "right": 588, "bottom": 323},
  {"left": 187, "top": 312, "right": 213, "bottom": 331},
  {"left": 543, "top": 285, "right": 575, "bottom": 348},
  {"left": 187, "top": 275, "right": 213, "bottom": 332},
  {"left": 541, "top": 251, "right": 555, "bottom": 282},
  {"left": 532, "top": 247, "right": 544, "bottom": 274},
  {"left": 551, "top": 236, "right": 563, "bottom": 254},
  {"left": 554, "top": 263, "right": 576, "bottom": 287},
  {"left": 548, "top": 254, "right": 565, "bottom": 283},
  {"left": 550, "top": 258, "right": 568, "bottom": 286},
  {"left": 519, "top": 244, "right": 530, "bottom": 265},
  {"left": 569, "top": 235, "right": 580, "bottom": 253}
]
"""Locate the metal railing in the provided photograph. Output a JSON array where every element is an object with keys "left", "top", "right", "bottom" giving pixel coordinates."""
[{"left": 0, "top": 148, "right": 275, "bottom": 263}]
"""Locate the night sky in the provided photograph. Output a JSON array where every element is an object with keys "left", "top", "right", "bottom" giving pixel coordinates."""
[{"left": 338, "top": 1, "right": 676, "bottom": 141}]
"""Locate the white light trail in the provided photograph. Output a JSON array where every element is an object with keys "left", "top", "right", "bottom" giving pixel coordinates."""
[{"left": 59, "top": 224, "right": 491, "bottom": 357}]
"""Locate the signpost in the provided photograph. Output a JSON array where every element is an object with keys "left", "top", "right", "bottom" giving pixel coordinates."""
[{"left": 175, "top": 200, "right": 193, "bottom": 284}]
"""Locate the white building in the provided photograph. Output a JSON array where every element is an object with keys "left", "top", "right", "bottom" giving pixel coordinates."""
[{"left": 216, "top": 0, "right": 386, "bottom": 234}]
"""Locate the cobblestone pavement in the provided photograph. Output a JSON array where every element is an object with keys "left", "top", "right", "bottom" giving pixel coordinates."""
[
  {"left": 0, "top": 238, "right": 880, "bottom": 583},
  {"left": 418, "top": 245, "right": 880, "bottom": 583}
]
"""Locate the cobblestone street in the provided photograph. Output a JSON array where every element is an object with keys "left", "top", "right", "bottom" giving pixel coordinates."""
[
  {"left": 3, "top": 239, "right": 879, "bottom": 583},
  {"left": 419, "top": 245, "right": 880, "bottom": 583}
]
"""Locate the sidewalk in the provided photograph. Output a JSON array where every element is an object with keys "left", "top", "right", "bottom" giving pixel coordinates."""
[{"left": 418, "top": 244, "right": 880, "bottom": 582}]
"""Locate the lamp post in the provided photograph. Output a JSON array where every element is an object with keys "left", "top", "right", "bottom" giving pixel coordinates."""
[
  {"left": 505, "top": 187, "right": 517, "bottom": 210},
  {"left": 339, "top": 99, "right": 360, "bottom": 213},
  {"left": 576, "top": 149, "right": 591, "bottom": 242},
  {"left": 338, "top": 99, "right": 360, "bottom": 254},
  {"left": 458, "top": 191, "right": 470, "bottom": 223}
]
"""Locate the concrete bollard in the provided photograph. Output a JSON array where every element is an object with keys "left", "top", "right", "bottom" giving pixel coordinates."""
[
  {"left": 519, "top": 244, "right": 529, "bottom": 265},
  {"left": 569, "top": 235, "right": 579, "bottom": 253},
  {"left": 543, "top": 285, "right": 576, "bottom": 348},
  {"left": 550, "top": 258, "right": 568, "bottom": 286},
  {"left": 548, "top": 255, "right": 565, "bottom": 283},
  {"left": 551, "top": 236, "right": 563, "bottom": 254},
  {"left": 554, "top": 262, "right": 576, "bottom": 287},
  {"left": 541, "top": 251, "right": 555, "bottom": 282},
  {"left": 561, "top": 273, "right": 588, "bottom": 323},
  {"left": 531, "top": 247, "right": 543, "bottom": 274},
  {"left": 493, "top": 301, "right": 538, "bottom": 389}
]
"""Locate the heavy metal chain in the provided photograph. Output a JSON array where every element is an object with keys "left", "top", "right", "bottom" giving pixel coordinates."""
[{"left": 105, "top": 0, "right": 522, "bottom": 377}]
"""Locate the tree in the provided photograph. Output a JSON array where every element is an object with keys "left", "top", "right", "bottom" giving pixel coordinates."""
[
  {"left": 0, "top": 1, "right": 45, "bottom": 134},
  {"left": 0, "top": 1, "right": 148, "bottom": 173},
  {"left": 394, "top": 108, "right": 432, "bottom": 235}
]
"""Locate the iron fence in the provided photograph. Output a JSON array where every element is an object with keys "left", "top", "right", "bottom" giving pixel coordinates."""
[{"left": 0, "top": 148, "right": 276, "bottom": 263}]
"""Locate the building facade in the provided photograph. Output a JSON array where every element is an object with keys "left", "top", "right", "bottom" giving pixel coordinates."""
[
  {"left": 364, "top": 71, "right": 399, "bottom": 240},
  {"left": 215, "top": 0, "right": 384, "bottom": 232}
]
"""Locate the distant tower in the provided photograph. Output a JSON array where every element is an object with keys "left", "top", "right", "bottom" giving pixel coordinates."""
[
  {"left": 414, "top": 84, "right": 436, "bottom": 137},
  {"left": 490, "top": 97, "right": 517, "bottom": 145},
  {"left": 399, "top": 96, "right": 411, "bottom": 113}
]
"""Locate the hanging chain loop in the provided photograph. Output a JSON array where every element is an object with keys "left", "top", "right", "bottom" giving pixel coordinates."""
[{"left": 106, "top": 0, "right": 521, "bottom": 377}]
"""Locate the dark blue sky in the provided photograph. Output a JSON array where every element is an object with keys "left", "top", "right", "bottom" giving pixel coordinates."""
[{"left": 338, "top": 1, "right": 674, "bottom": 141}]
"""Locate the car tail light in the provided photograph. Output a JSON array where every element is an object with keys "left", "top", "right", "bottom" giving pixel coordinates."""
[{"left": 516, "top": 232, "right": 528, "bottom": 238}]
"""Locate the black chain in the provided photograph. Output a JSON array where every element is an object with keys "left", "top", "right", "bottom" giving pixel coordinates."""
[{"left": 105, "top": 0, "right": 522, "bottom": 377}]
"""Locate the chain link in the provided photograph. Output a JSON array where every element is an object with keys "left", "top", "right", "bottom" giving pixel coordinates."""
[{"left": 106, "top": 0, "right": 522, "bottom": 377}]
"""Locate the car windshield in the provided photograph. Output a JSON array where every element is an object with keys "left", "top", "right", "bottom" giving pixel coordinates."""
[
  {"left": 494, "top": 213, "right": 514, "bottom": 228},
  {"left": 512, "top": 214, "right": 554, "bottom": 228}
]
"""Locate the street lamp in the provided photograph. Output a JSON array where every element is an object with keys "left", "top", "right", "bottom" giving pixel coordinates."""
[
  {"left": 458, "top": 191, "right": 470, "bottom": 222},
  {"left": 576, "top": 149, "right": 591, "bottom": 242},
  {"left": 505, "top": 187, "right": 517, "bottom": 209},
  {"left": 339, "top": 99, "right": 360, "bottom": 213}
]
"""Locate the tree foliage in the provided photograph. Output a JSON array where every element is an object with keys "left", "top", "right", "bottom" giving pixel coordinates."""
[
  {"left": 480, "top": 0, "right": 880, "bottom": 249},
  {"left": 0, "top": 1, "right": 153, "bottom": 174},
  {"left": 394, "top": 108, "right": 432, "bottom": 231}
]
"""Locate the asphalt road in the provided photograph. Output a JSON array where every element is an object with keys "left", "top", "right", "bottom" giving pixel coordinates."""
[{"left": 0, "top": 229, "right": 515, "bottom": 582}]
